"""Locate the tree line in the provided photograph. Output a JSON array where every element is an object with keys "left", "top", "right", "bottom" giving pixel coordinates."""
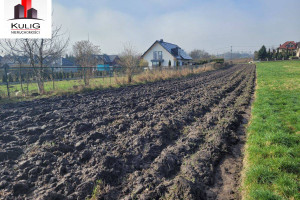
[
  {"left": 189, "top": 49, "right": 253, "bottom": 61},
  {"left": 255, "top": 45, "right": 298, "bottom": 61}
]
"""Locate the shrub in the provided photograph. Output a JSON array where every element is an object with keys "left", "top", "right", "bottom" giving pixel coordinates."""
[{"left": 211, "top": 58, "right": 225, "bottom": 63}]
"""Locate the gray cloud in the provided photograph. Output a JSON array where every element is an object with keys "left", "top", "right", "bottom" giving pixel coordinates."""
[{"left": 53, "top": 0, "right": 300, "bottom": 55}]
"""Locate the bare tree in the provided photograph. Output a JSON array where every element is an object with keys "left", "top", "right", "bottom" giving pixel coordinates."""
[
  {"left": 0, "top": 26, "right": 69, "bottom": 94},
  {"left": 73, "top": 40, "right": 100, "bottom": 86},
  {"left": 119, "top": 43, "right": 139, "bottom": 83},
  {"left": 189, "top": 49, "right": 211, "bottom": 60},
  {"left": 139, "top": 59, "right": 149, "bottom": 68}
]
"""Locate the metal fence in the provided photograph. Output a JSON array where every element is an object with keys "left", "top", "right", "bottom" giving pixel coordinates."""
[{"left": 0, "top": 65, "right": 204, "bottom": 99}]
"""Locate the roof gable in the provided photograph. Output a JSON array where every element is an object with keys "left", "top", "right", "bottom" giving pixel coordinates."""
[
  {"left": 141, "top": 41, "right": 165, "bottom": 58},
  {"left": 279, "top": 41, "right": 297, "bottom": 50},
  {"left": 93, "top": 54, "right": 119, "bottom": 63}
]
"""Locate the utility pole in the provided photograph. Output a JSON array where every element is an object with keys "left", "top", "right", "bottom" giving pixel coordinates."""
[{"left": 231, "top": 46, "right": 233, "bottom": 61}]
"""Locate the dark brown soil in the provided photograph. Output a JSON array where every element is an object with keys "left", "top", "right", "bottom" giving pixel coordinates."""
[
  {"left": 0, "top": 64, "right": 256, "bottom": 200},
  {"left": 206, "top": 111, "right": 251, "bottom": 200}
]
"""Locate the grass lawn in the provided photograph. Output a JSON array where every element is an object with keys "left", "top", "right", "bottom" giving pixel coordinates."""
[
  {"left": 243, "top": 61, "right": 300, "bottom": 200},
  {"left": 0, "top": 76, "right": 124, "bottom": 99}
]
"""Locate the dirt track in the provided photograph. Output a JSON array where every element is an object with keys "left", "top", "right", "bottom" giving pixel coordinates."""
[{"left": 0, "top": 64, "right": 256, "bottom": 200}]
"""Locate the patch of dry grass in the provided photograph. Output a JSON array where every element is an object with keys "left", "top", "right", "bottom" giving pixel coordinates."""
[{"left": 134, "top": 65, "right": 216, "bottom": 83}]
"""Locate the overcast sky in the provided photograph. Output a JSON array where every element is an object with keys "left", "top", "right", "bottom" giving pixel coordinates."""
[{"left": 53, "top": 0, "right": 300, "bottom": 55}]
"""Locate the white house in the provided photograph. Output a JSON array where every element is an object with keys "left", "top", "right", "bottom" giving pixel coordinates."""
[{"left": 141, "top": 39, "right": 192, "bottom": 69}]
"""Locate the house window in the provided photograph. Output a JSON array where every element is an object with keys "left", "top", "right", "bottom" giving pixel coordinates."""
[
  {"left": 153, "top": 52, "right": 157, "bottom": 60},
  {"left": 152, "top": 61, "right": 159, "bottom": 66},
  {"left": 153, "top": 51, "right": 163, "bottom": 60},
  {"left": 158, "top": 51, "right": 162, "bottom": 60}
]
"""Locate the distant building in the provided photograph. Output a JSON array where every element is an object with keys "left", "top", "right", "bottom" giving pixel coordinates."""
[
  {"left": 51, "top": 57, "right": 78, "bottom": 73},
  {"left": 14, "top": 4, "right": 24, "bottom": 19},
  {"left": 141, "top": 39, "right": 192, "bottom": 69},
  {"left": 278, "top": 41, "right": 297, "bottom": 53},
  {"left": 93, "top": 54, "right": 121, "bottom": 72},
  {"left": 59, "top": 58, "right": 79, "bottom": 73},
  {"left": 93, "top": 54, "right": 120, "bottom": 66},
  {"left": 1, "top": 55, "right": 30, "bottom": 68},
  {"left": 27, "top": 8, "right": 37, "bottom": 19},
  {"left": 97, "top": 64, "right": 111, "bottom": 72}
]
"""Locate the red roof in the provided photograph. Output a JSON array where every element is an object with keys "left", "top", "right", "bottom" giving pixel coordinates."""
[{"left": 279, "top": 41, "right": 297, "bottom": 50}]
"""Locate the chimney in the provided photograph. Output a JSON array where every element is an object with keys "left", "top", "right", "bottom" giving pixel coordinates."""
[{"left": 160, "top": 39, "right": 163, "bottom": 42}]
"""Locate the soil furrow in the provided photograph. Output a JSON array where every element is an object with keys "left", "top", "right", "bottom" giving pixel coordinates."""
[
  {"left": 0, "top": 64, "right": 256, "bottom": 200},
  {"left": 120, "top": 65, "right": 254, "bottom": 200}
]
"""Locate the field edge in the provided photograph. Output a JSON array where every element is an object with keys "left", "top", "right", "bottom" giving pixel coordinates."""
[{"left": 241, "top": 66, "right": 258, "bottom": 200}]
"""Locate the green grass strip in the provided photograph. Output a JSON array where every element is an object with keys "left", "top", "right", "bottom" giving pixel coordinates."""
[{"left": 243, "top": 61, "right": 300, "bottom": 200}]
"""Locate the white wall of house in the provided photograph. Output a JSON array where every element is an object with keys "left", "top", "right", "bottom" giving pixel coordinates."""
[
  {"left": 143, "top": 42, "right": 175, "bottom": 69},
  {"left": 297, "top": 48, "right": 300, "bottom": 57},
  {"left": 279, "top": 49, "right": 297, "bottom": 54}
]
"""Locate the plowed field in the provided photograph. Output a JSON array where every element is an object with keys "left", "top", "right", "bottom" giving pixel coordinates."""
[{"left": 0, "top": 64, "right": 256, "bottom": 200}]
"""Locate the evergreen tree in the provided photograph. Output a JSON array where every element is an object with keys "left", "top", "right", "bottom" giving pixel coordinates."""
[
  {"left": 168, "top": 60, "right": 171, "bottom": 67},
  {"left": 276, "top": 49, "right": 279, "bottom": 60},
  {"left": 285, "top": 51, "right": 289, "bottom": 60},
  {"left": 278, "top": 52, "right": 283, "bottom": 60},
  {"left": 258, "top": 45, "right": 267, "bottom": 60},
  {"left": 272, "top": 50, "right": 276, "bottom": 60}
]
